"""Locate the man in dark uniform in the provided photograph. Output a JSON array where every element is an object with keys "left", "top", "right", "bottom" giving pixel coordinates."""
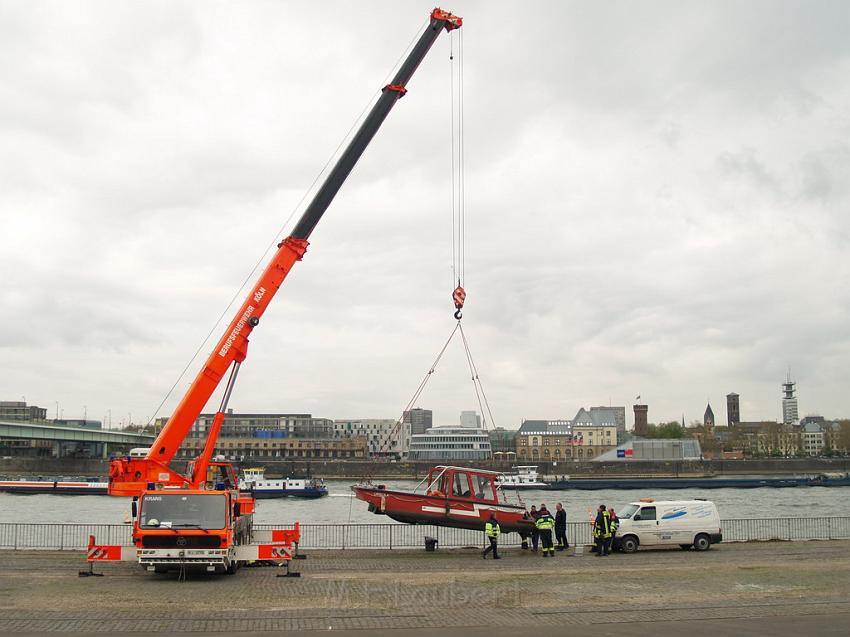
[
  {"left": 482, "top": 512, "right": 501, "bottom": 559},
  {"left": 593, "top": 504, "right": 612, "bottom": 556},
  {"left": 529, "top": 505, "right": 540, "bottom": 552},
  {"left": 535, "top": 504, "right": 556, "bottom": 557},
  {"left": 554, "top": 502, "right": 569, "bottom": 551}
]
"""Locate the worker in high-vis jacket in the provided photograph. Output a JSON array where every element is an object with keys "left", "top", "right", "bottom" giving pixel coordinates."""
[
  {"left": 593, "top": 504, "right": 612, "bottom": 556},
  {"left": 535, "top": 504, "right": 556, "bottom": 557},
  {"left": 609, "top": 507, "right": 619, "bottom": 551},
  {"left": 482, "top": 512, "right": 501, "bottom": 560}
]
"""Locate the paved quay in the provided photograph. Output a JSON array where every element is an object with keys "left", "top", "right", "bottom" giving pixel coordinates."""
[{"left": 1, "top": 540, "right": 850, "bottom": 635}]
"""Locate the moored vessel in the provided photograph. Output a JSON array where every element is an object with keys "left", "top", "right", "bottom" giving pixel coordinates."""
[
  {"left": 0, "top": 477, "right": 108, "bottom": 495},
  {"left": 495, "top": 465, "right": 549, "bottom": 489},
  {"left": 538, "top": 472, "right": 850, "bottom": 490},
  {"left": 238, "top": 467, "right": 328, "bottom": 498}
]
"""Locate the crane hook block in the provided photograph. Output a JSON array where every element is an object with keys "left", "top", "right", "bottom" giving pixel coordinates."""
[{"left": 452, "top": 286, "right": 466, "bottom": 318}]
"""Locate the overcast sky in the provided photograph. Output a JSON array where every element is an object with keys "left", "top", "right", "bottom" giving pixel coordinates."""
[{"left": 2, "top": 0, "right": 849, "bottom": 431}]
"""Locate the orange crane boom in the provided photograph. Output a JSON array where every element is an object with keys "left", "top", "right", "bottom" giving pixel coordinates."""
[{"left": 108, "top": 8, "right": 462, "bottom": 497}]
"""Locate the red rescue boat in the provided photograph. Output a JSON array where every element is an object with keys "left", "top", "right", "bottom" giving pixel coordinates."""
[{"left": 352, "top": 465, "right": 534, "bottom": 540}]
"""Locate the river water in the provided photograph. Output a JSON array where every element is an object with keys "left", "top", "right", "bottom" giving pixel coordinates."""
[{"left": 2, "top": 479, "right": 849, "bottom": 526}]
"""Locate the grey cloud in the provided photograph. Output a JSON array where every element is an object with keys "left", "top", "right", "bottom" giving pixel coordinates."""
[{"left": 2, "top": 0, "right": 850, "bottom": 428}]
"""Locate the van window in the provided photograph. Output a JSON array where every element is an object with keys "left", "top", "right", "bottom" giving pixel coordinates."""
[
  {"left": 619, "top": 504, "right": 639, "bottom": 519},
  {"left": 639, "top": 506, "right": 656, "bottom": 521}
]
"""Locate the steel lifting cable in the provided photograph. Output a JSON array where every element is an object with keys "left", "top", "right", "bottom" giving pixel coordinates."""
[
  {"left": 458, "top": 322, "right": 497, "bottom": 431},
  {"left": 143, "top": 18, "right": 429, "bottom": 428},
  {"left": 450, "top": 28, "right": 466, "bottom": 320},
  {"left": 366, "top": 323, "right": 461, "bottom": 467}
]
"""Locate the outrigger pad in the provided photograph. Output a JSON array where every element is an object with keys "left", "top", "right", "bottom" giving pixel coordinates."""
[
  {"left": 277, "top": 564, "right": 301, "bottom": 578},
  {"left": 78, "top": 563, "right": 104, "bottom": 577}
]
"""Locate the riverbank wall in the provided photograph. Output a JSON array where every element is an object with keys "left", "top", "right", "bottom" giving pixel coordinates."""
[{"left": 2, "top": 455, "right": 848, "bottom": 479}]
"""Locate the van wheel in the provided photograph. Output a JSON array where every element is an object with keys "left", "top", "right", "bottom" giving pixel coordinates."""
[
  {"left": 679, "top": 544, "right": 692, "bottom": 550},
  {"left": 694, "top": 534, "right": 711, "bottom": 551},
  {"left": 621, "top": 535, "right": 639, "bottom": 554}
]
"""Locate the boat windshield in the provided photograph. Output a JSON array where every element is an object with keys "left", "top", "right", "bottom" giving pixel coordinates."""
[
  {"left": 139, "top": 493, "right": 226, "bottom": 530},
  {"left": 472, "top": 474, "right": 496, "bottom": 501},
  {"left": 618, "top": 504, "right": 640, "bottom": 519}
]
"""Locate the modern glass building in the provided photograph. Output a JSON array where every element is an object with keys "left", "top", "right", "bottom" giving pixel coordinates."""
[{"left": 407, "top": 425, "right": 492, "bottom": 461}]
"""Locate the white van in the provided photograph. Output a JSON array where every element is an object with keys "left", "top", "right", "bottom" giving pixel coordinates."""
[{"left": 613, "top": 499, "right": 722, "bottom": 553}]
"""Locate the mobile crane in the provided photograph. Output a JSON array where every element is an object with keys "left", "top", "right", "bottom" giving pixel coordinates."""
[{"left": 85, "top": 8, "right": 462, "bottom": 575}]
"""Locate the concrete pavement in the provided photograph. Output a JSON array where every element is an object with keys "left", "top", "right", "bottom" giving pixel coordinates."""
[{"left": 1, "top": 540, "right": 849, "bottom": 634}]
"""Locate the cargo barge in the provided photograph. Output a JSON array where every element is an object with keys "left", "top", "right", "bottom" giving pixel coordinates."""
[
  {"left": 0, "top": 477, "right": 108, "bottom": 495},
  {"left": 497, "top": 468, "right": 850, "bottom": 490}
]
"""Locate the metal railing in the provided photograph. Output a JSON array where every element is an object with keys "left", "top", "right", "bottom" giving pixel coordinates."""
[{"left": 1, "top": 517, "right": 848, "bottom": 551}]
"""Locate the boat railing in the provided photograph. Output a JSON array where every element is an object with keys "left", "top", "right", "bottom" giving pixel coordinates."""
[{"left": 2, "top": 516, "right": 849, "bottom": 551}]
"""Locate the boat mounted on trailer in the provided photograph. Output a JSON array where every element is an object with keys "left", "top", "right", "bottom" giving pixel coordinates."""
[{"left": 352, "top": 465, "right": 534, "bottom": 539}]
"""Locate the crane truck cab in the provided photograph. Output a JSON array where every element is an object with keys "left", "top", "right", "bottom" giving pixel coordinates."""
[
  {"left": 613, "top": 499, "right": 722, "bottom": 553},
  {"left": 134, "top": 487, "right": 251, "bottom": 574}
]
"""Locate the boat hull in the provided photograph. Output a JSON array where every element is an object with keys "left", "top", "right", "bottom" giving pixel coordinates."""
[{"left": 352, "top": 485, "right": 534, "bottom": 536}]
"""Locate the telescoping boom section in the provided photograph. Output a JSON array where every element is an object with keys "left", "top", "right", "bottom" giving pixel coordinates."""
[{"left": 108, "top": 8, "right": 462, "bottom": 498}]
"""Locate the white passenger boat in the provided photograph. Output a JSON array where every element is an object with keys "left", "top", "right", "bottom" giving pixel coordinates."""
[
  {"left": 238, "top": 467, "right": 328, "bottom": 499},
  {"left": 495, "top": 466, "right": 549, "bottom": 490}
]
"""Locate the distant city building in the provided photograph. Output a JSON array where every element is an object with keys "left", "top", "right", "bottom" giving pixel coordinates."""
[
  {"left": 590, "top": 407, "right": 626, "bottom": 433},
  {"left": 801, "top": 422, "right": 825, "bottom": 456},
  {"left": 633, "top": 403, "right": 649, "bottom": 436},
  {"left": 735, "top": 421, "right": 800, "bottom": 456},
  {"left": 586, "top": 406, "right": 626, "bottom": 433},
  {"left": 595, "top": 438, "right": 702, "bottom": 461},
  {"left": 0, "top": 401, "right": 47, "bottom": 422},
  {"left": 188, "top": 411, "right": 331, "bottom": 439},
  {"left": 407, "top": 425, "right": 492, "bottom": 461},
  {"left": 782, "top": 373, "right": 799, "bottom": 425},
  {"left": 459, "top": 410, "right": 482, "bottom": 428},
  {"left": 403, "top": 408, "right": 433, "bottom": 435},
  {"left": 487, "top": 427, "right": 517, "bottom": 459},
  {"left": 332, "top": 418, "right": 409, "bottom": 459},
  {"left": 798, "top": 420, "right": 845, "bottom": 456},
  {"left": 704, "top": 402, "right": 715, "bottom": 429},
  {"left": 179, "top": 434, "right": 367, "bottom": 460},
  {"left": 726, "top": 393, "right": 740, "bottom": 426},
  {"left": 515, "top": 414, "right": 617, "bottom": 462},
  {"left": 180, "top": 410, "right": 368, "bottom": 459}
]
